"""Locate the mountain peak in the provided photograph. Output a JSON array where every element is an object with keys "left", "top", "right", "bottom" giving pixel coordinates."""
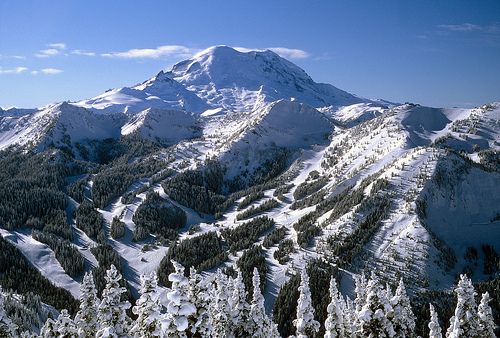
[{"left": 75, "top": 45, "right": 381, "bottom": 115}]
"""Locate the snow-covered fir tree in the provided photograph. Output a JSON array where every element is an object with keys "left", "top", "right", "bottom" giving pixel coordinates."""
[
  {"left": 390, "top": 278, "right": 415, "bottom": 338},
  {"left": 429, "top": 304, "right": 443, "bottom": 338},
  {"left": 446, "top": 274, "right": 480, "bottom": 338},
  {"left": 477, "top": 292, "right": 496, "bottom": 338},
  {"left": 96, "top": 264, "right": 131, "bottom": 338},
  {"left": 75, "top": 270, "right": 99, "bottom": 337},
  {"left": 0, "top": 287, "right": 17, "bottom": 338},
  {"left": 352, "top": 273, "right": 368, "bottom": 334},
  {"left": 343, "top": 297, "right": 355, "bottom": 337},
  {"left": 228, "top": 268, "right": 251, "bottom": 336},
  {"left": 293, "top": 269, "right": 320, "bottom": 338},
  {"left": 354, "top": 274, "right": 368, "bottom": 314},
  {"left": 40, "top": 317, "right": 58, "bottom": 338},
  {"left": 54, "top": 309, "right": 78, "bottom": 338},
  {"left": 187, "top": 267, "right": 212, "bottom": 337},
  {"left": 324, "top": 276, "right": 345, "bottom": 338},
  {"left": 249, "top": 268, "right": 280, "bottom": 338},
  {"left": 161, "top": 260, "right": 196, "bottom": 337},
  {"left": 209, "top": 270, "right": 232, "bottom": 338},
  {"left": 355, "top": 273, "right": 395, "bottom": 338},
  {"left": 129, "top": 271, "right": 162, "bottom": 338}
]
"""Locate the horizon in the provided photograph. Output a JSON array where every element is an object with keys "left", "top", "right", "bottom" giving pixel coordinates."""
[{"left": 1, "top": 0, "right": 499, "bottom": 109}]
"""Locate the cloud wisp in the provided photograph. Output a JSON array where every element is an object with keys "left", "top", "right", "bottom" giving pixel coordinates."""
[
  {"left": 35, "top": 49, "right": 61, "bottom": 58},
  {"left": 438, "top": 23, "right": 483, "bottom": 32},
  {"left": 435, "top": 23, "right": 500, "bottom": 46},
  {"left": 234, "top": 46, "right": 310, "bottom": 60},
  {"left": 71, "top": 50, "right": 96, "bottom": 56},
  {"left": 103, "top": 45, "right": 311, "bottom": 61},
  {"left": 0, "top": 67, "right": 28, "bottom": 74},
  {"left": 48, "top": 43, "right": 67, "bottom": 50},
  {"left": 102, "top": 45, "right": 194, "bottom": 59},
  {"left": 41, "top": 68, "right": 63, "bottom": 74},
  {"left": 35, "top": 43, "right": 68, "bottom": 58},
  {"left": 268, "top": 47, "right": 310, "bottom": 59},
  {"left": 0, "top": 54, "right": 26, "bottom": 60}
]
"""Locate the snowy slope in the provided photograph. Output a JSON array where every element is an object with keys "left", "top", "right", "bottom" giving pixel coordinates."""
[
  {"left": 2, "top": 100, "right": 500, "bottom": 306},
  {"left": 120, "top": 108, "right": 202, "bottom": 143},
  {"left": 0, "top": 103, "right": 205, "bottom": 152}
]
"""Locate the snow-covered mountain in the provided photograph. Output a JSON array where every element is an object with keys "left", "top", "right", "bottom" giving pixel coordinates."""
[
  {"left": 74, "top": 46, "right": 391, "bottom": 115},
  {"left": 0, "top": 45, "right": 499, "bottom": 336}
]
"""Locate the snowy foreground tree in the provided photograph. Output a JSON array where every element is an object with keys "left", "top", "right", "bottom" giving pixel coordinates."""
[
  {"left": 446, "top": 274, "right": 480, "bottom": 338},
  {"left": 324, "top": 276, "right": 346, "bottom": 338},
  {"left": 96, "top": 264, "right": 131, "bottom": 338},
  {"left": 250, "top": 268, "right": 280, "bottom": 338},
  {"left": 75, "top": 270, "right": 99, "bottom": 337},
  {"left": 16, "top": 264, "right": 498, "bottom": 337},
  {"left": 477, "top": 292, "right": 496, "bottom": 338},
  {"left": 161, "top": 260, "right": 197, "bottom": 337},
  {"left": 293, "top": 269, "right": 320, "bottom": 338},
  {"left": 129, "top": 271, "right": 162, "bottom": 338},
  {"left": 428, "top": 304, "right": 442, "bottom": 338}
]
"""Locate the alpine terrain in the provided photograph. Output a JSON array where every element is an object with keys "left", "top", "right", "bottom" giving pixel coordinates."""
[{"left": 0, "top": 45, "right": 499, "bottom": 337}]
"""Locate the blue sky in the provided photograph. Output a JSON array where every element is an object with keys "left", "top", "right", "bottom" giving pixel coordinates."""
[{"left": 1, "top": 0, "right": 499, "bottom": 109}]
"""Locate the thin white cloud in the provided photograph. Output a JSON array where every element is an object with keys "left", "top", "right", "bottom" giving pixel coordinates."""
[
  {"left": 102, "top": 45, "right": 311, "bottom": 61},
  {"left": 102, "top": 45, "right": 194, "bottom": 59},
  {"left": 35, "top": 43, "right": 68, "bottom": 57},
  {"left": 0, "top": 67, "right": 28, "bottom": 74},
  {"left": 438, "top": 23, "right": 482, "bottom": 32},
  {"left": 234, "top": 46, "right": 310, "bottom": 60},
  {"left": 233, "top": 47, "right": 258, "bottom": 53},
  {"left": 71, "top": 50, "right": 96, "bottom": 56},
  {"left": 35, "top": 49, "right": 61, "bottom": 58},
  {"left": 268, "top": 47, "right": 310, "bottom": 60},
  {"left": 31, "top": 71, "right": 39, "bottom": 75},
  {"left": 41, "top": 68, "right": 63, "bottom": 74},
  {"left": 0, "top": 54, "right": 26, "bottom": 60},
  {"left": 48, "top": 43, "right": 67, "bottom": 50}
]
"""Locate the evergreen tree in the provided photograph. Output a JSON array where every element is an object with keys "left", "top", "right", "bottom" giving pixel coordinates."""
[
  {"left": 293, "top": 269, "right": 320, "bottom": 338},
  {"left": 324, "top": 276, "right": 345, "bottom": 338},
  {"left": 130, "top": 271, "right": 162, "bottom": 338},
  {"left": 0, "top": 287, "right": 17, "bottom": 338},
  {"left": 352, "top": 273, "right": 367, "bottom": 334},
  {"left": 477, "top": 292, "right": 496, "bottom": 338},
  {"left": 96, "top": 265, "right": 131, "bottom": 338},
  {"left": 446, "top": 274, "right": 480, "bottom": 338},
  {"left": 209, "top": 270, "right": 232, "bottom": 338},
  {"left": 228, "top": 268, "right": 250, "bottom": 336},
  {"left": 343, "top": 297, "right": 355, "bottom": 337},
  {"left": 40, "top": 318, "right": 58, "bottom": 338},
  {"left": 75, "top": 271, "right": 99, "bottom": 337},
  {"left": 55, "top": 309, "right": 78, "bottom": 338},
  {"left": 161, "top": 261, "right": 196, "bottom": 337},
  {"left": 249, "top": 268, "right": 280, "bottom": 338},
  {"left": 356, "top": 273, "right": 395, "bottom": 338},
  {"left": 429, "top": 304, "right": 443, "bottom": 338},
  {"left": 390, "top": 278, "right": 415, "bottom": 338},
  {"left": 187, "top": 267, "right": 212, "bottom": 337}
]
